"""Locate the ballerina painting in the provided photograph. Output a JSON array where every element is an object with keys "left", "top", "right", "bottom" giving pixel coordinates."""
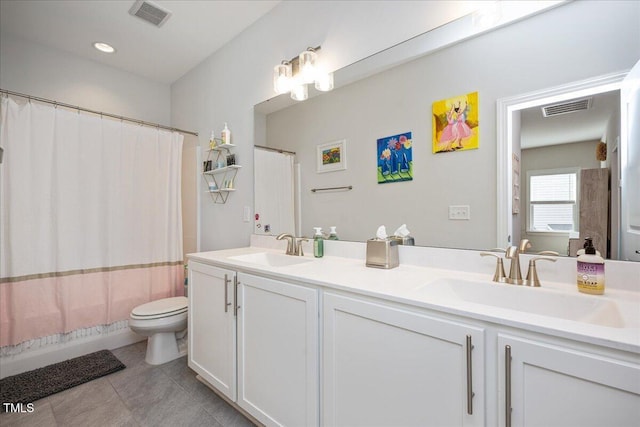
[{"left": 432, "top": 92, "right": 479, "bottom": 153}]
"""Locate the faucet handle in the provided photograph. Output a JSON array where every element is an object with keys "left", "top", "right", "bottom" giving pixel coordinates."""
[
  {"left": 524, "top": 256, "right": 557, "bottom": 287},
  {"left": 480, "top": 252, "right": 507, "bottom": 283},
  {"left": 519, "top": 239, "right": 532, "bottom": 252},
  {"left": 295, "top": 238, "right": 309, "bottom": 256},
  {"left": 537, "top": 250, "right": 559, "bottom": 256}
]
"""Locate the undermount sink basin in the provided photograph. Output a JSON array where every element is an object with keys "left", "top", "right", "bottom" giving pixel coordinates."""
[
  {"left": 229, "top": 252, "right": 313, "bottom": 268},
  {"left": 419, "top": 278, "right": 634, "bottom": 329}
]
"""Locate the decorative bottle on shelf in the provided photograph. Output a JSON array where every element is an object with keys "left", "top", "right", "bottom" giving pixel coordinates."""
[
  {"left": 221, "top": 123, "right": 231, "bottom": 145},
  {"left": 209, "top": 131, "right": 216, "bottom": 149},
  {"left": 313, "top": 227, "right": 324, "bottom": 258}
]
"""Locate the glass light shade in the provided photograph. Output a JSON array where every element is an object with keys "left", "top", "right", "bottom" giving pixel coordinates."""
[
  {"left": 273, "top": 62, "right": 292, "bottom": 94},
  {"left": 290, "top": 83, "right": 308, "bottom": 101},
  {"left": 315, "top": 72, "right": 334, "bottom": 92},
  {"left": 298, "top": 50, "right": 318, "bottom": 84}
]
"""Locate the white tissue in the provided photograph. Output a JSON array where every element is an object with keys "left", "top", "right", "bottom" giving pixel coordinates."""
[
  {"left": 393, "top": 224, "right": 410, "bottom": 237},
  {"left": 376, "top": 225, "right": 388, "bottom": 239}
]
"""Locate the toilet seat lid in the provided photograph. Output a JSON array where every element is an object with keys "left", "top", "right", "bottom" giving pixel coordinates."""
[{"left": 131, "top": 296, "right": 188, "bottom": 317}]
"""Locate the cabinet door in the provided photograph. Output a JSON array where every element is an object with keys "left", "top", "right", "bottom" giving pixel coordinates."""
[
  {"left": 188, "top": 261, "right": 237, "bottom": 401},
  {"left": 323, "top": 292, "right": 484, "bottom": 427},
  {"left": 499, "top": 334, "right": 640, "bottom": 427},
  {"left": 237, "top": 273, "right": 319, "bottom": 427}
]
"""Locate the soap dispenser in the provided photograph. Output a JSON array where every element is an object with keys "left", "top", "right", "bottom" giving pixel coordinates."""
[
  {"left": 313, "top": 227, "right": 324, "bottom": 258},
  {"left": 328, "top": 226, "right": 339, "bottom": 240},
  {"left": 577, "top": 237, "right": 605, "bottom": 295}
]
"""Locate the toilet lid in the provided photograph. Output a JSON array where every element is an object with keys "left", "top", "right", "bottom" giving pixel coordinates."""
[{"left": 131, "top": 296, "right": 188, "bottom": 317}]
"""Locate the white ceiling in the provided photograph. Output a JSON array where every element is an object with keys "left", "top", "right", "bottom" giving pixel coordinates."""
[
  {"left": 520, "top": 91, "right": 619, "bottom": 149},
  {"left": 0, "top": 0, "right": 280, "bottom": 84}
]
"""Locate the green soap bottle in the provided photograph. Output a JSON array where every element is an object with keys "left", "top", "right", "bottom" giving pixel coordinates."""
[
  {"left": 328, "top": 226, "right": 339, "bottom": 240},
  {"left": 313, "top": 227, "right": 324, "bottom": 258}
]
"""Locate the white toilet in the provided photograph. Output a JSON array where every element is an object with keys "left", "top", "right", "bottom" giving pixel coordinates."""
[{"left": 129, "top": 296, "right": 188, "bottom": 365}]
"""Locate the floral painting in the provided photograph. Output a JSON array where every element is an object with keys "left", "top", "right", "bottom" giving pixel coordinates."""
[
  {"left": 377, "top": 132, "right": 413, "bottom": 184},
  {"left": 432, "top": 91, "right": 479, "bottom": 153},
  {"left": 317, "top": 139, "right": 347, "bottom": 173}
]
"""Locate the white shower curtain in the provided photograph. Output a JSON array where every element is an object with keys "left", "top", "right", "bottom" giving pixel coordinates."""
[
  {"left": 0, "top": 96, "right": 184, "bottom": 349},
  {"left": 254, "top": 148, "right": 295, "bottom": 236}
]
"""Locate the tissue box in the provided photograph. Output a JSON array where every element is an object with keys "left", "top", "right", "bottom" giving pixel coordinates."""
[
  {"left": 391, "top": 236, "right": 415, "bottom": 246},
  {"left": 366, "top": 238, "right": 399, "bottom": 269}
]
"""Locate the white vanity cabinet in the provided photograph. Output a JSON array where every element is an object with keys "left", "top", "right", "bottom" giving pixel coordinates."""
[
  {"left": 236, "top": 272, "right": 319, "bottom": 427},
  {"left": 323, "top": 292, "right": 485, "bottom": 427},
  {"left": 498, "top": 334, "right": 640, "bottom": 427},
  {"left": 187, "top": 261, "right": 237, "bottom": 401},
  {"left": 187, "top": 260, "right": 319, "bottom": 427}
]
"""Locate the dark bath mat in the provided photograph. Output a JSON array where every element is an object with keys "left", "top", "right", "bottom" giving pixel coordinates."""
[{"left": 0, "top": 349, "right": 125, "bottom": 411}]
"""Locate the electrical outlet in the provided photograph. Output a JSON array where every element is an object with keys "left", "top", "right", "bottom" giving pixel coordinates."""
[
  {"left": 243, "top": 206, "right": 251, "bottom": 222},
  {"left": 449, "top": 205, "right": 470, "bottom": 220}
]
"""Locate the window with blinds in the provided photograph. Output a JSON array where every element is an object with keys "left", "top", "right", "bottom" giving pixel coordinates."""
[{"left": 528, "top": 171, "right": 578, "bottom": 232}]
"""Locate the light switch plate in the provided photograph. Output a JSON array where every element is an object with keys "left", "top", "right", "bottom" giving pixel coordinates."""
[
  {"left": 449, "top": 205, "right": 470, "bottom": 220},
  {"left": 243, "top": 206, "right": 251, "bottom": 222}
]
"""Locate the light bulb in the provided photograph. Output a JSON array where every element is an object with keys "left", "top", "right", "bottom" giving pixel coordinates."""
[
  {"left": 298, "top": 49, "right": 317, "bottom": 84},
  {"left": 273, "top": 62, "right": 292, "bottom": 94},
  {"left": 315, "top": 72, "right": 334, "bottom": 92},
  {"left": 290, "top": 83, "right": 308, "bottom": 101}
]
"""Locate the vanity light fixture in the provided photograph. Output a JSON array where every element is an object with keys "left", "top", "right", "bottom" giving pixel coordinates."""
[
  {"left": 273, "top": 46, "right": 334, "bottom": 101},
  {"left": 93, "top": 42, "right": 116, "bottom": 54}
]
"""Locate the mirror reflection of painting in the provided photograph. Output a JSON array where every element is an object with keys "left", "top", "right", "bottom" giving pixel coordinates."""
[
  {"left": 433, "top": 92, "right": 479, "bottom": 153},
  {"left": 316, "top": 140, "right": 346, "bottom": 173},
  {"left": 377, "top": 132, "right": 413, "bottom": 184}
]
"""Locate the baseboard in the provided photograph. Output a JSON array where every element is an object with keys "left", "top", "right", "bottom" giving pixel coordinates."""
[{"left": 0, "top": 328, "right": 145, "bottom": 379}]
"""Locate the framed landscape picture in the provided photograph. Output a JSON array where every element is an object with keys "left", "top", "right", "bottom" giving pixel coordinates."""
[{"left": 317, "top": 139, "right": 347, "bottom": 173}]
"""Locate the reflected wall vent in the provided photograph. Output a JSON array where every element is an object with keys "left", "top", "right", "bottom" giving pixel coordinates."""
[
  {"left": 129, "top": 0, "right": 172, "bottom": 27},
  {"left": 542, "top": 97, "right": 592, "bottom": 117}
]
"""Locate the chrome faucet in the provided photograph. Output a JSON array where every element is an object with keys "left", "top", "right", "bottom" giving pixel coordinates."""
[
  {"left": 276, "top": 233, "right": 297, "bottom": 255},
  {"left": 505, "top": 239, "right": 531, "bottom": 285}
]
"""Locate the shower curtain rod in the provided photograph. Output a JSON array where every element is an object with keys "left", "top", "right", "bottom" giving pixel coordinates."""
[
  {"left": 254, "top": 144, "right": 296, "bottom": 155},
  {"left": 1, "top": 89, "right": 198, "bottom": 137}
]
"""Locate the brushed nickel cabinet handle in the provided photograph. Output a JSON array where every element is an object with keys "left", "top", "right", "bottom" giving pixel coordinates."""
[
  {"left": 233, "top": 276, "right": 239, "bottom": 316},
  {"left": 466, "top": 334, "right": 474, "bottom": 415},
  {"left": 224, "top": 274, "right": 232, "bottom": 313},
  {"left": 505, "top": 345, "right": 512, "bottom": 427}
]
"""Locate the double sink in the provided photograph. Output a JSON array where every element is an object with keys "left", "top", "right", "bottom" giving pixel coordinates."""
[{"left": 228, "top": 251, "right": 637, "bottom": 330}]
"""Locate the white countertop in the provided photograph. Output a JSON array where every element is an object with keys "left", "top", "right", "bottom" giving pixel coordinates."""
[{"left": 188, "top": 245, "right": 640, "bottom": 354}]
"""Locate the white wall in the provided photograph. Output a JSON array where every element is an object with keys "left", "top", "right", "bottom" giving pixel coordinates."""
[
  {"left": 170, "top": 0, "right": 495, "bottom": 251},
  {"left": 263, "top": 1, "right": 640, "bottom": 249},
  {"left": 0, "top": 33, "right": 170, "bottom": 124}
]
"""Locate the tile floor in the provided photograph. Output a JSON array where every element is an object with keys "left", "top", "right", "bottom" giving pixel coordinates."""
[{"left": 0, "top": 342, "right": 255, "bottom": 427}]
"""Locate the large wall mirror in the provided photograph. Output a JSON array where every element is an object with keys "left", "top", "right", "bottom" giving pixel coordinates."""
[{"left": 254, "top": 1, "right": 640, "bottom": 262}]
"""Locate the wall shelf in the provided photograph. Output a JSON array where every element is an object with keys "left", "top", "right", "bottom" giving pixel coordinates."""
[{"left": 203, "top": 142, "right": 240, "bottom": 204}]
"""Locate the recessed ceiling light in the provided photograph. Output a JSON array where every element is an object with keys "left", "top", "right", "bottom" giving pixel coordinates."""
[{"left": 93, "top": 42, "right": 116, "bottom": 53}]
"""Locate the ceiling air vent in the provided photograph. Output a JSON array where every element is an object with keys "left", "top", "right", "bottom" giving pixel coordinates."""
[
  {"left": 129, "top": 0, "right": 172, "bottom": 27},
  {"left": 541, "top": 97, "right": 592, "bottom": 117}
]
